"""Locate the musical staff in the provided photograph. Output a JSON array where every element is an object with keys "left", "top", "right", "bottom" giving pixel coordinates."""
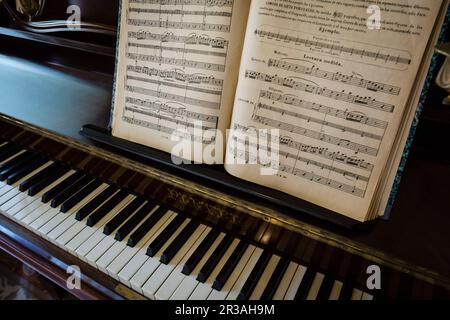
[
  {"left": 124, "top": 106, "right": 214, "bottom": 130},
  {"left": 125, "top": 85, "right": 221, "bottom": 109},
  {"left": 234, "top": 137, "right": 370, "bottom": 182},
  {"left": 255, "top": 28, "right": 412, "bottom": 66},
  {"left": 127, "top": 19, "right": 230, "bottom": 32},
  {"left": 129, "top": 0, "right": 233, "bottom": 7},
  {"left": 253, "top": 115, "right": 379, "bottom": 156},
  {"left": 128, "top": 8, "right": 232, "bottom": 17},
  {"left": 125, "top": 97, "right": 219, "bottom": 124},
  {"left": 128, "top": 31, "right": 229, "bottom": 49},
  {"left": 233, "top": 123, "right": 374, "bottom": 171},
  {"left": 231, "top": 146, "right": 365, "bottom": 197},
  {"left": 259, "top": 90, "right": 388, "bottom": 130},
  {"left": 122, "top": 115, "right": 211, "bottom": 143},
  {"left": 127, "top": 53, "right": 225, "bottom": 72},
  {"left": 246, "top": 70, "right": 395, "bottom": 113},
  {"left": 128, "top": 42, "right": 227, "bottom": 57},
  {"left": 126, "top": 75, "right": 223, "bottom": 96},
  {"left": 268, "top": 59, "right": 401, "bottom": 96},
  {"left": 126, "top": 65, "right": 223, "bottom": 86},
  {"left": 256, "top": 103, "right": 383, "bottom": 141}
]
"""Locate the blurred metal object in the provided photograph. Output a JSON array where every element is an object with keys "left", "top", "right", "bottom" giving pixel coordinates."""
[
  {"left": 1, "top": 0, "right": 116, "bottom": 35},
  {"left": 436, "top": 43, "right": 450, "bottom": 105},
  {"left": 15, "top": 0, "right": 46, "bottom": 21}
]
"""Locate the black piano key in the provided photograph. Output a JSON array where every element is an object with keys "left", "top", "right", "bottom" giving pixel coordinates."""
[
  {"left": 196, "top": 235, "right": 234, "bottom": 283},
  {"left": 338, "top": 254, "right": 365, "bottom": 300},
  {"left": 6, "top": 156, "right": 47, "bottom": 185},
  {"left": 146, "top": 214, "right": 186, "bottom": 257},
  {"left": 115, "top": 201, "right": 157, "bottom": 241},
  {"left": 103, "top": 196, "right": 145, "bottom": 235},
  {"left": 213, "top": 241, "right": 249, "bottom": 291},
  {"left": 86, "top": 190, "right": 129, "bottom": 227},
  {"left": 0, "top": 151, "right": 37, "bottom": 181},
  {"left": 50, "top": 175, "right": 94, "bottom": 208},
  {"left": 19, "top": 161, "right": 61, "bottom": 192},
  {"left": 0, "top": 144, "right": 21, "bottom": 163},
  {"left": 182, "top": 229, "right": 220, "bottom": 275},
  {"left": 75, "top": 185, "right": 118, "bottom": 221},
  {"left": 41, "top": 171, "right": 84, "bottom": 203},
  {"left": 294, "top": 268, "right": 316, "bottom": 300},
  {"left": 60, "top": 179, "right": 102, "bottom": 213},
  {"left": 160, "top": 220, "right": 200, "bottom": 264},
  {"left": 260, "top": 258, "right": 290, "bottom": 300},
  {"left": 28, "top": 166, "right": 70, "bottom": 197},
  {"left": 127, "top": 206, "right": 168, "bottom": 247},
  {"left": 237, "top": 251, "right": 272, "bottom": 300},
  {"left": 0, "top": 142, "right": 15, "bottom": 155},
  {"left": 338, "top": 281, "right": 354, "bottom": 300},
  {"left": 316, "top": 275, "right": 335, "bottom": 300}
]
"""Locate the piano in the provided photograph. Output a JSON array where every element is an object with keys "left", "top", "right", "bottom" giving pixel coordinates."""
[{"left": 0, "top": 0, "right": 450, "bottom": 300}]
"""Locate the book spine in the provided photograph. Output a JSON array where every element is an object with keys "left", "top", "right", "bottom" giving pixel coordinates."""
[{"left": 385, "top": 8, "right": 450, "bottom": 217}]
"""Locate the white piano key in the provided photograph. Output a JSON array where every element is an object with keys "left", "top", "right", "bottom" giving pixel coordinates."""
[
  {"left": 155, "top": 226, "right": 212, "bottom": 301},
  {"left": 21, "top": 202, "right": 52, "bottom": 226},
  {"left": 226, "top": 246, "right": 263, "bottom": 300},
  {"left": 85, "top": 234, "right": 117, "bottom": 268},
  {"left": 14, "top": 199, "right": 46, "bottom": 221},
  {"left": 0, "top": 191, "right": 29, "bottom": 214},
  {"left": 114, "top": 211, "right": 176, "bottom": 284},
  {"left": 207, "top": 244, "right": 257, "bottom": 301},
  {"left": 170, "top": 232, "right": 225, "bottom": 300},
  {"left": 351, "top": 288, "right": 364, "bottom": 300},
  {"left": 0, "top": 187, "right": 20, "bottom": 206},
  {"left": 96, "top": 240, "right": 128, "bottom": 273},
  {"left": 306, "top": 273, "right": 325, "bottom": 300},
  {"left": 29, "top": 207, "right": 60, "bottom": 230},
  {"left": 2, "top": 161, "right": 54, "bottom": 209},
  {"left": 143, "top": 224, "right": 207, "bottom": 299},
  {"left": 284, "top": 265, "right": 307, "bottom": 300},
  {"left": 361, "top": 292, "right": 374, "bottom": 300},
  {"left": 272, "top": 262, "right": 298, "bottom": 300},
  {"left": 130, "top": 217, "right": 190, "bottom": 294},
  {"left": 12, "top": 170, "right": 76, "bottom": 221},
  {"left": 55, "top": 219, "right": 87, "bottom": 248},
  {"left": 65, "top": 201, "right": 128, "bottom": 256},
  {"left": 189, "top": 239, "right": 241, "bottom": 301},
  {"left": 329, "top": 281, "right": 343, "bottom": 300},
  {"left": 249, "top": 255, "right": 281, "bottom": 300},
  {"left": 75, "top": 195, "right": 134, "bottom": 260},
  {"left": 38, "top": 184, "right": 107, "bottom": 238}
]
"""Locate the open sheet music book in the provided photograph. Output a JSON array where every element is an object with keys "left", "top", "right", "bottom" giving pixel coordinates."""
[{"left": 110, "top": 0, "right": 449, "bottom": 222}]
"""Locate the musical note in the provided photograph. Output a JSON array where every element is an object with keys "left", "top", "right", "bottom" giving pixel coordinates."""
[
  {"left": 268, "top": 59, "right": 401, "bottom": 96},
  {"left": 255, "top": 27, "right": 412, "bottom": 66},
  {"left": 259, "top": 90, "right": 388, "bottom": 129},
  {"left": 252, "top": 115, "right": 379, "bottom": 156},
  {"left": 246, "top": 70, "right": 395, "bottom": 113},
  {"left": 256, "top": 102, "right": 383, "bottom": 141}
]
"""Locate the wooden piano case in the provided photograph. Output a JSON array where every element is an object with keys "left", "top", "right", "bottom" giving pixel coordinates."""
[{"left": 1, "top": 0, "right": 450, "bottom": 300}]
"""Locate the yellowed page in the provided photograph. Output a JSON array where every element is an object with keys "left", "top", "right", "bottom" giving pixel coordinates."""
[
  {"left": 111, "top": 0, "right": 251, "bottom": 163},
  {"left": 225, "top": 0, "right": 442, "bottom": 221}
]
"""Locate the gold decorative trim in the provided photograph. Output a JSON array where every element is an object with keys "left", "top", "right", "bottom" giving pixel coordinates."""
[
  {"left": 1, "top": 113, "right": 449, "bottom": 291},
  {"left": 114, "top": 284, "right": 147, "bottom": 300}
]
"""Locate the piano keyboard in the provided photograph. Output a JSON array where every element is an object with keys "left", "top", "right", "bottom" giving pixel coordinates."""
[{"left": 0, "top": 138, "right": 412, "bottom": 300}]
